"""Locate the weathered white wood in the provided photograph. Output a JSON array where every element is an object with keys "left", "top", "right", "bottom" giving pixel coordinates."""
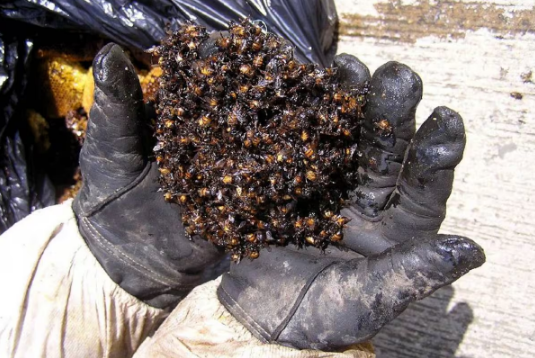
[{"left": 334, "top": 1, "right": 535, "bottom": 357}]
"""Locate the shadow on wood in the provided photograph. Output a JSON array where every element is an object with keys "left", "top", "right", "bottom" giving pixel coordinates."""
[{"left": 372, "top": 285, "right": 473, "bottom": 358}]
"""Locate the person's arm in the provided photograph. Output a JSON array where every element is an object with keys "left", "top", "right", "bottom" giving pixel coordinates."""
[{"left": 0, "top": 200, "right": 168, "bottom": 358}]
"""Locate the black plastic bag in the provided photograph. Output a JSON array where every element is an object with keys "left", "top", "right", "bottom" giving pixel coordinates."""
[
  {"left": 0, "top": 29, "right": 55, "bottom": 233},
  {"left": 0, "top": 0, "right": 338, "bottom": 232},
  {"left": 0, "top": 0, "right": 338, "bottom": 66}
]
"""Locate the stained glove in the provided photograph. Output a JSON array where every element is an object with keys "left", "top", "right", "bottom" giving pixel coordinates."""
[
  {"left": 217, "top": 55, "right": 486, "bottom": 350},
  {"left": 73, "top": 43, "right": 226, "bottom": 309}
]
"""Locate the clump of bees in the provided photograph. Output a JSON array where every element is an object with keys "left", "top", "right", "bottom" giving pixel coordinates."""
[{"left": 155, "top": 19, "right": 368, "bottom": 261}]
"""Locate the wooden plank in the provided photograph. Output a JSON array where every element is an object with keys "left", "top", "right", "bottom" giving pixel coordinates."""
[{"left": 334, "top": 1, "right": 535, "bottom": 357}]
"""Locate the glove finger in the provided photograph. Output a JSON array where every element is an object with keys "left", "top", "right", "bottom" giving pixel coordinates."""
[
  {"left": 355, "top": 62, "right": 422, "bottom": 217},
  {"left": 333, "top": 53, "right": 371, "bottom": 88},
  {"left": 340, "top": 204, "right": 395, "bottom": 256},
  {"left": 278, "top": 234, "right": 485, "bottom": 349},
  {"left": 381, "top": 106, "right": 465, "bottom": 242},
  {"left": 80, "top": 43, "right": 146, "bottom": 195}
]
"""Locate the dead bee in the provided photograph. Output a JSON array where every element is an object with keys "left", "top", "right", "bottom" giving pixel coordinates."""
[
  {"left": 333, "top": 91, "right": 344, "bottom": 103},
  {"left": 250, "top": 24, "right": 263, "bottom": 36},
  {"left": 249, "top": 100, "right": 261, "bottom": 110},
  {"left": 250, "top": 84, "right": 267, "bottom": 97},
  {"left": 199, "top": 64, "right": 214, "bottom": 77},
  {"left": 306, "top": 171, "right": 317, "bottom": 181},
  {"left": 206, "top": 97, "right": 219, "bottom": 109},
  {"left": 198, "top": 115, "right": 211, "bottom": 127},
  {"left": 230, "top": 24, "right": 246, "bottom": 37},
  {"left": 253, "top": 55, "right": 264, "bottom": 68},
  {"left": 173, "top": 107, "right": 186, "bottom": 117},
  {"left": 217, "top": 36, "right": 231, "bottom": 49},
  {"left": 187, "top": 41, "right": 197, "bottom": 51},
  {"left": 251, "top": 39, "right": 263, "bottom": 52},
  {"left": 266, "top": 36, "right": 280, "bottom": 51},
  {"left": 189, "top": 83, "right": 204, "bottom": 97},
  {"left": 303, "top": 144, "right": 316, "bottom": 160},
  {"left": 238, "top": 84, "right": 250, "bottom": 94},
  {"left": 330, "top": 231, "right": 343, "bottom": 242},
  {"left": 227, "top": 111, "right": 239, "bottom": 126},
  {"left": 341, "top": 96, "right": 359, "bottom": 114},
  {"left": 239, "top": 64, "right": 254, "bottom": 77},
  {"left": 198, "top": 188, "right": 211, "bottom": 197},
  {"left": 375, "top": 118, "right": 392, "bottom": 134}
]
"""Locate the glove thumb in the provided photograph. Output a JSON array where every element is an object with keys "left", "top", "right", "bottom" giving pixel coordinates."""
[
  {"left": 76, "top": 43, "right": 147, "bottom": 214},
  {"left": 278, "top": 235, "right": 485, "bottom": 349}
]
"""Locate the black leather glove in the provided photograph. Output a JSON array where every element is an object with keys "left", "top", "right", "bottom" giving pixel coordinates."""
[
  {"left": 73, "top": 43, "right": 226, "bottom": 309},
  {"left": 217, "top": 55, "right": 486, "bottom": 350}
]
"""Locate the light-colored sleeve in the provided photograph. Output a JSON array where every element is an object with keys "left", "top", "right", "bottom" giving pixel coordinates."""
[
  {"left": 0, "top": 200, "right": 168, "bottom": 358},
  {"left": 134, "top": 277, "right": 376, "bottom": 358}
]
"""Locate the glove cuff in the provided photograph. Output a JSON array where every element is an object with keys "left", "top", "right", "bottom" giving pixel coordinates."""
[{"left": 78, "top": 215, "right": 196, "bottom": 308}]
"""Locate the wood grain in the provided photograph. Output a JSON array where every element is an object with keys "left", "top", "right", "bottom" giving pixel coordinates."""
[{"left": 334, "top": 1, "right": 535, "bottom": 357}]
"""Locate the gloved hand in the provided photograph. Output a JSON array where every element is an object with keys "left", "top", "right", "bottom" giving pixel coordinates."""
[
  {"left": 217, "top": 55, "right": 486, "bottom": 350},
  {"left": 73, "top": 43, "right": 226, "bottom": 309}
]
